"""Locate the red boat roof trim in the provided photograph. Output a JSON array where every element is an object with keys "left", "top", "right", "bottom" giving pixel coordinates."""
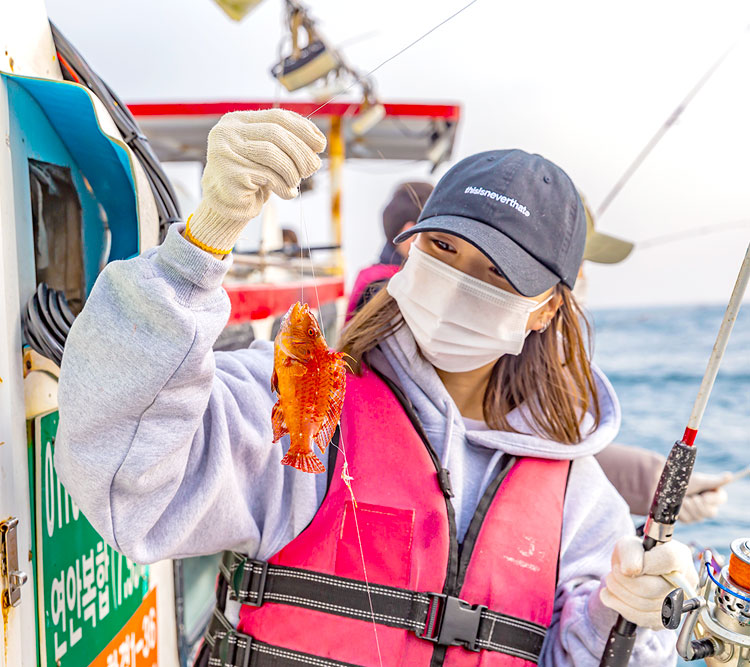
[{"left": 127, "top": 101, "right": 461, "bottom": 121}]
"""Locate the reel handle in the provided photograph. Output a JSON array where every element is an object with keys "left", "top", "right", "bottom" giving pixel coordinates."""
[{"left": 661, "top": 588, "right": 686, "bottom": 630}]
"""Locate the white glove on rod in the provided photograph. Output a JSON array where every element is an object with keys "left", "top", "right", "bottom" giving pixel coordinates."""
[
  {"left": 600, "top": 535, "right": 699, "bottom": 630},
  {"left": 187, "top": 109, "right": 327, "bottom": 255}
]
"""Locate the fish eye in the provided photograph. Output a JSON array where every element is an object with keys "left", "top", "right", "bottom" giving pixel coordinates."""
[{"left": 307, "top": 327, "right": 316, "bottom": 337}]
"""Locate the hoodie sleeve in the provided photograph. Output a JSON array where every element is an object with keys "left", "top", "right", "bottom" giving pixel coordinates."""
[
  {"left": 55, "top": 224, "right": 327, "bottom": 564},
  {"left": 540, "top": 456, "right": 677, "bottom": 666},
  {"left": 595, "top": 443, "right": 664, "bottom": 516}
]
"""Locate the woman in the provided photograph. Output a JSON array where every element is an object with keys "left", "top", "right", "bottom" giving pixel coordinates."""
[
  {"left": 348, "top": 184, "right": 731, "bottom": 524},
  {"left": 56, "top": 110, "right": 695, "bottom": 666}
]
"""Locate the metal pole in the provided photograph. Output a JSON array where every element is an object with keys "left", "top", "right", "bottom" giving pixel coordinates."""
[{"left": 329, "top": 115, "right": 344, "bottom": 276}]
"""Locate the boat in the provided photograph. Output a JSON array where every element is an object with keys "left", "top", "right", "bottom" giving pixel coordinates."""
[{"left": 0, "top": 2, "right": 460, "bottom": 665}]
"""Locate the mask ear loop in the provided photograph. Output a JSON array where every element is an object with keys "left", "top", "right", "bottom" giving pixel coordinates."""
[
  {"left": 529, "top": 292, "right": 555, "bottom": 312},
  {"left": 527, "top": 292, "right": 556, "bottom": 335}
]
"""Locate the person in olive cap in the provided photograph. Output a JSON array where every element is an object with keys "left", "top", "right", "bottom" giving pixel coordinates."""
[
  {"left": 571, "top": 194, "right": 634, "bottom": 305},
  {"left": 576, "top": 195, "right": 732, "bottom": 524}
]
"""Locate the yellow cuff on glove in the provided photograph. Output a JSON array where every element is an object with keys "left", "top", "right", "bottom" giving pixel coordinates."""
[{"left": 184, "top": 215, "right": 232, "bottom": 256}]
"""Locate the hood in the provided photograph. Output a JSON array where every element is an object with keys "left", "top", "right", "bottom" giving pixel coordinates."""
[{"left": 375, "top": 324, "right": 620, "bottom": 461}]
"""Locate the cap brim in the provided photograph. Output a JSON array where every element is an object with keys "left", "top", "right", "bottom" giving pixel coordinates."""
[
  {"left": 584, "top": 231, "right": 634, "bottom": 264},
  {"left": 393, "top": 215, "right": 560, "bottom": 296}
]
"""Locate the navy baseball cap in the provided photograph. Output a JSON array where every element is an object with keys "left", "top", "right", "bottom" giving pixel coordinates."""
[{"left": 393, "top": 150, "right": 586, "bottom": 296}]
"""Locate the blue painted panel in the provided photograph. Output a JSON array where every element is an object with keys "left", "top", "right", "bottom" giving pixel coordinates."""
[
  {"left": 6, "top": 80, "right": 100, "bottom": 297},
  {"left": 4, "top": 74, "right": 139, "bottom": 296}
]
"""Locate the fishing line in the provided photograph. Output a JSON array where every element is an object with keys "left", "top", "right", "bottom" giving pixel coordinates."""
[
  {"left": 299, "top": 232, "right": 305, "bottom": 303},
  {"left": 297, "top": 195, "right": 325, "bottom": 338},
  {"left": 304, "top": 0, "right": 481, "bottom": 119},
  {"left": 637, "top": 218, "right": 750, "bottom": 250},
  {"left": 330, "top": 433, "right": 385, "bottom": 667},
  {"left": 284, "top": 4, "right": 482, "bottom": 657},
  {"left": 296, "top": 188, "right": 383, "bottom": 666}
]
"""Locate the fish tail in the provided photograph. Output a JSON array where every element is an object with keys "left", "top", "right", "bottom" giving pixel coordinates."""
[{"left": 281, "top": 450, "right": 326, "bottom": 474}]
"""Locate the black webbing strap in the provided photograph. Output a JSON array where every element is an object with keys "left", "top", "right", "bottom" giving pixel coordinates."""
[
  {"left": 204, "top": 607, "right": 364, "bottom": 667},
  {"left": 219, "top": 551, "right": 546, "bottom": 663}
]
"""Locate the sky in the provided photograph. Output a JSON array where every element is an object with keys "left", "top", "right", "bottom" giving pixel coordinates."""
[{"left": 44, "top": 0, "right": 750, "bottom": 307}]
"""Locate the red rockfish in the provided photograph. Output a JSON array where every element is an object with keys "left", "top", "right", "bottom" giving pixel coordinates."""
[{"left": 271, "top": 302, "right": 346, "bottom": 473}]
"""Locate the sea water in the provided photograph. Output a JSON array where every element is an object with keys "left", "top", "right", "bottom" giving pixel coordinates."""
[{"left": 592, "top": 304, "right": 750, "bottom": 665}]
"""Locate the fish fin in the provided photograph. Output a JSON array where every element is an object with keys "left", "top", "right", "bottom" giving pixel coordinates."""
[
  {"left": 281, "top": 450, "right": 326, "bottom": 474},
  {"left": 271, "top": 402, "right": 289, "bottom": 442},
  {"left": 283, "top": 358, "right": 307, "bottom": 377},
  {"left": 271, "top": 369, "right": 279, "bottom": 394},
  {"left": 314, "top": 391, "right": 344, "bottom": 453},
  {"left": 314, "top": 363, "right": 346, "bottom": 453},
  {"left": 314, "top": 416, "right": 338, "bottom": 453},
  {"left": 334, "top": 350, "right": 355, "bottom": 374}
]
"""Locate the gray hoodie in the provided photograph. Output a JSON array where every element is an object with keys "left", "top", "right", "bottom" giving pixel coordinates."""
[{"left": 55, "top": 224, "right": 676, "bottom": 665}]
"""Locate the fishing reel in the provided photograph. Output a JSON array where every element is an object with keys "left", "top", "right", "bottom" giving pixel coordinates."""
[
  {"left": 271, "top": 2, "right": 340, "bottom": 92},
  {"left": 662, "top": 538, "right": 750, "bottom": 665}
]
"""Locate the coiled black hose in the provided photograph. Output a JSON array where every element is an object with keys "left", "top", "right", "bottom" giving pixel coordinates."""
[
  {"left": 22, "top": 283, "right": 76, "bottom": 367},
  {"left": 49, "top": 21, "right": 181, "bottom": 243}
]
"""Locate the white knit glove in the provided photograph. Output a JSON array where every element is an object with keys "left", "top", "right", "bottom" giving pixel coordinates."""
[
  {"left": 679, "top": 471, "right": 731, "bottom": 523},
  {"left": 186, "top": 109, "right": 326, "bottom": 254},
  {"left": 600, "top": 535, "right": 699, "bottom": 630}
]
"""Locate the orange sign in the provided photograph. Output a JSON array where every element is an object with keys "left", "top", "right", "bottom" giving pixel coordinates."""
[{"left": 88, "top": 587, "right": 158, "bottom": 667}]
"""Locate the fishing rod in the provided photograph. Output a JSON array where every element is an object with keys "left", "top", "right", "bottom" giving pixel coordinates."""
[
  {"left": 595, "top": 24, "right": 750, "bottom": 220},
  {"left": 236, "top": 243, "right": 341, "bottom": 257},
  {"left": 599, "top": 240, "right": 750, "bottom": 667}
]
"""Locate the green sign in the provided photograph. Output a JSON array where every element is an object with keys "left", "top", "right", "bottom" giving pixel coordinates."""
[{"left": 33, "top": 411, "right": 150, "bottom": 666}]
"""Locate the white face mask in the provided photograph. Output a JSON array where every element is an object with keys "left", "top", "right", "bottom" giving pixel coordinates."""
[{"left": 386, "top": 244, "right": 553, "bottom": 372}]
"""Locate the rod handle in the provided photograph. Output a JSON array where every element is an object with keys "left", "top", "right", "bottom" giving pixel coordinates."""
[
  {"left": 647, "top": 442, "right": 697, "bottom": 525},
  {"left": 599, "top": 618, "right": 637, "bottom": 667},
  {"left": 600, "top": 441, "right": 697, "bottom": 666}
]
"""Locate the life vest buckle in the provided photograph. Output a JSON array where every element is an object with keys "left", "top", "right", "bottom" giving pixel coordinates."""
[
  {"left": 417, "top": 593, "right": 486, "bottom": 652},
  {"left": 205, "top": 607, "right": 253, "bottom": 667},
  {"left": 215, "top": 629, "right": 252, "bottom": 667},
  {"left": 222, "top": 552, "right": 269, "bottom": 607}
]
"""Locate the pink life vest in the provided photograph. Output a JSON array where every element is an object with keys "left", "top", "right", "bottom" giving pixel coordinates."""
[
  {"left": 225, "top": 366, "right": 569, "bottom": 666},
  {"left": 345, "top": 264, "right": 400, "bottom": 321}
]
